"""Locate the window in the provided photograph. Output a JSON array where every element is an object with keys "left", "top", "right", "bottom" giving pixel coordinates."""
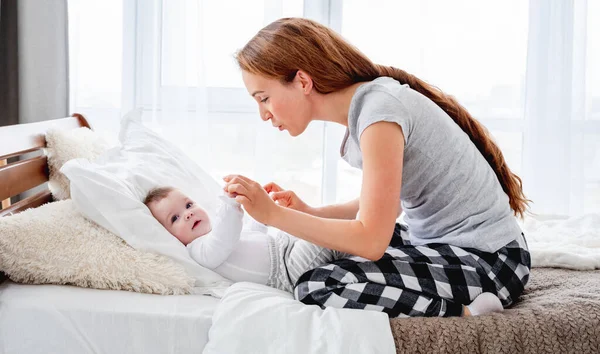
[
  {"left": 336, "top": 0, "right": 529, "bottom": 204},
  {"left": 68, "top": 0, "right": 123, "bottom": 135},
  {"left": 70, "top": 0, "right": 599, "bottom": 214},
  {"left": 588, "top": 0, "right": 600, "bottom": 120}
]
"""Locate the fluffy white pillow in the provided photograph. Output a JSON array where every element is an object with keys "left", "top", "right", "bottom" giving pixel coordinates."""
[
  {"left": 0, "top": 200, "right": 194, "bottom": 294},
  {"left": 46, "top": 127, "right": 111, "bottom": 200},
  {"left": 203, "top": 282, "right": 396, "bottom": 354},
  {"left": 62, "top": 109, "right": 231, "bottom": 295}
]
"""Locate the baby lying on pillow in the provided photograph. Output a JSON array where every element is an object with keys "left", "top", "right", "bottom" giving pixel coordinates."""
[{"left": 144, "top": 187, "right": 348, "bottom": 293}]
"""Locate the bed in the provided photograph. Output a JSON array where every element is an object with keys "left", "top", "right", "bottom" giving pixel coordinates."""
[
  {"left": 0, "top": 115, "right": 223, "bottom": 353},
  {"left": 1, "top": 116, "right": 600, "bottom": 354}
]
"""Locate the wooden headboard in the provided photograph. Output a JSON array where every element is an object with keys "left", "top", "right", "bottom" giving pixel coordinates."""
[{"left": 0, "top": 113, "right": 90, "bottom": 283}]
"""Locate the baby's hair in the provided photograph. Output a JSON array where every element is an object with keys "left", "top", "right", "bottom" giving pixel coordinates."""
[{"left": 144, "top": 186, "right": 175, "bottom": 206}]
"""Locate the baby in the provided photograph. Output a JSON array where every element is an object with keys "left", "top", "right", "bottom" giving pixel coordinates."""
[{"left": 144, "top": 186, "right": 347, "bottom": 292}]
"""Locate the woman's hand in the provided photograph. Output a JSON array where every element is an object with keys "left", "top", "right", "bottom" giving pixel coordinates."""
[
  {"left": 263, "top": 182, "right": 312, "bottom": 214},
  {"left": 223, "top": 175, "right": 280, "bottom": 225}
]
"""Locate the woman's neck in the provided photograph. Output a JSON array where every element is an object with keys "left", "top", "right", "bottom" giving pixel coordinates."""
[{"left": 311, "top": 82, "right": 365, "bottom": 127}]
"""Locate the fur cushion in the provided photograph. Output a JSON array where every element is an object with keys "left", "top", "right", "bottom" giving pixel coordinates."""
[
  {"left": 0, "top": 200, "right": 194, "bottom": 295},
  {"left": 46, "top": 127, "right": 111, "bottom": 200}
]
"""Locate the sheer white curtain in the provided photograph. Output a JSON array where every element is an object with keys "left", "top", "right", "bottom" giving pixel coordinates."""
[
  {"left": 68, "top": 0, "right": 328, "bottom": 206},
  {"left": 68, "top": 0, "right": 599, "bottom": 216},
  {"left": 340, "top": 0, "right": 600, "bottom": 216},
  {"left": 522, "top": 0, "right": 599, "bottom": 216}
]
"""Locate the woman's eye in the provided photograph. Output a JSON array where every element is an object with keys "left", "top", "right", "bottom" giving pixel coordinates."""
[
  {"left": 186, "top": 202, "right": 193, "bottom": 209},
  {"left": 171, "top": 215, "right": 179, "bottom": 223},
  {"left": 261, "top": 97, "right": 269, "bottom": 103}
]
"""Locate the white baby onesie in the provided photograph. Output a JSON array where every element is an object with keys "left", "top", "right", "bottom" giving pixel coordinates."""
[{"left": 186, "top": 196, "right": 346, "bottom": 292}]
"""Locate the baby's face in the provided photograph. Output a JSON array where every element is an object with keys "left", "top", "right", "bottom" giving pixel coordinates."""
[{"left": 148, "top": 189, "right": 212, "bottom": 245}]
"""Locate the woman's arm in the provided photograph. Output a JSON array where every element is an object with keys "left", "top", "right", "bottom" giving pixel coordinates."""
[
  {"left": 271, "top": 122, "right": 403, "bottom": 259},
  {"left": 263, "top": 182, "right": 359, "bottom": 220},
  {"left": 308, "top": 198, "right": 360, "bottom": 220},
  {"left": 226, "top": 121, "right": 404, "bottom": 261}
]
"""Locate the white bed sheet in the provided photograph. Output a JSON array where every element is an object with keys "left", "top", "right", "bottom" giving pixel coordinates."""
[{"left": 0, "top": 281, "right": 219, "bottom": 354}]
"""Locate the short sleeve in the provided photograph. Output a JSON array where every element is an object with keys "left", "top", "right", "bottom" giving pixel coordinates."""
[{"left": 351, "top": 87, "right": 412, "bottom": 146}]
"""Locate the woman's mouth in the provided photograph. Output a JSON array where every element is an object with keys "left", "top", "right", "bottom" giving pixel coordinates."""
[{"left": 278, "top": 125, "right": 284, "bottom": 131}]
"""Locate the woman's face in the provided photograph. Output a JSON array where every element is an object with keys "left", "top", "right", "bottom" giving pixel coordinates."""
[{"left": 242, "top": 70, "right": 312, "bottom": 137}]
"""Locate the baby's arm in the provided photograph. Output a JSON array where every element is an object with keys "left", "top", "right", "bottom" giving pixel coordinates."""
[
  {"left": 244, "top": 217, "right": 269, "bottom": 234},
  {"left": 187, "top": 196, "right": 244, "bottom": 269}
]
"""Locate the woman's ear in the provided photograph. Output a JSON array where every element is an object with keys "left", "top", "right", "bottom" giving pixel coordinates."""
[{"left": 295, "top": 70, "right": 313, "bottom": 95}]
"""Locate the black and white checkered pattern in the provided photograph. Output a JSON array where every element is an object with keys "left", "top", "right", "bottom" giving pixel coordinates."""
[{"left": 294, "top": 223, "right": 531, "bottom": 318}]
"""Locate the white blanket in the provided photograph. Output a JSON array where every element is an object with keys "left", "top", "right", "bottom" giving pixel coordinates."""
[
  {"left": 521, "top": 213, "right": 600, "bottom": 270},
  {"left": 203, "top": 282, "right": 396, "bottom": 354}
]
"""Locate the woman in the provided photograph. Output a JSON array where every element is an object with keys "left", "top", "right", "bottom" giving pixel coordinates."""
[{"left": 223, "top": 18, "right": 530, "bottom": 318}]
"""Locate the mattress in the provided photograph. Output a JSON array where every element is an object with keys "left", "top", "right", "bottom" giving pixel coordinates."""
[{"left": 0, "top": 281, "right": 220, "bottom": 354}]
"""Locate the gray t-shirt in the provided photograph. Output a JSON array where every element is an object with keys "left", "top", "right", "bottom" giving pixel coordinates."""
[{"left": 341, "top": 77, "right": 522, "bottom": 253}]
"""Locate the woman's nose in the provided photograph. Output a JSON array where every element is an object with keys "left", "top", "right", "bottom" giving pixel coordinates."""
[{"left": 260, "top": 109, "right": 271, "bottom": 122}]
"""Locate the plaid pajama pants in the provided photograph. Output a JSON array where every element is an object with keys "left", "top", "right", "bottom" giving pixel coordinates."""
[{"left": 294, "top": 223, "right": 531, "bottom": 318}]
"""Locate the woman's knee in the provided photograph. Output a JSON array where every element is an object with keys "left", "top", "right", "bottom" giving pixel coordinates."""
[
  {"left": 293, "top": 268, "right": 323, "bottom": 304},
  {"left": 293, "top": 264, "right": 351, "bottom": 302}
]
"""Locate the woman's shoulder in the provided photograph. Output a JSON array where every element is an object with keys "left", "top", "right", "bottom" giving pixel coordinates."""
[
  {"left": 356, "top": 77, "right": 409, "bottom": 98},
  {"left": 351, "top": 76, "right": 443, "bottom": 126},
  {"left": 348, "top": 77, "right": 414, "bottom": 145},
  {"left": 351, "top": 77, "right": 414, "bottom": 116}
]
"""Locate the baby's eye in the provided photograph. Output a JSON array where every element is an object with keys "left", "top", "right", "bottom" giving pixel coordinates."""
[
  {"left": 171, "top": 215, "right": 179, "bottom": 223},
  {"left": 261, "top": 97, "right": 269, "bottom": 103},
  {"left": 186, "top": 202, "right": 193, "bottom": 209}
]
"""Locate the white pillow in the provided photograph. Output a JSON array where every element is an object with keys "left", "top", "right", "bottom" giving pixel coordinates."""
[
  {"left": 203, "top": 282, "right": 396, "bottom": 354},
  {"left": 61, "top": 109, "right": 231, "bottom": 296},
  {"left": 46, "top": 126, "right": 111, "bottom": 200}
]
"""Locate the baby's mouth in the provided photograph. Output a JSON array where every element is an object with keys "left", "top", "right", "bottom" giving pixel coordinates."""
[{"left": 192, "top": 220, "right": 201, "bottom": 230}]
